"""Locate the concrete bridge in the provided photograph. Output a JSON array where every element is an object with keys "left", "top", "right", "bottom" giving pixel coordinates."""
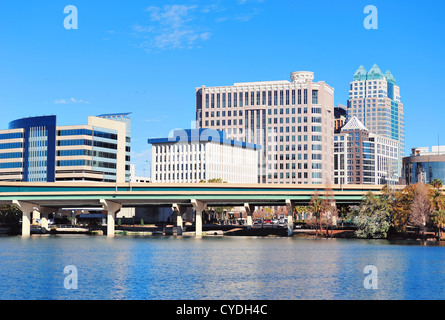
[{"left": 0, "top": 182, "right": 394, "bottom": 237}]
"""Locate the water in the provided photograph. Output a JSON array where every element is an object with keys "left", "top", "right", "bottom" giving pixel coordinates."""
[{"left": 1, "top": 235, "right": 444, "bottom": 300}]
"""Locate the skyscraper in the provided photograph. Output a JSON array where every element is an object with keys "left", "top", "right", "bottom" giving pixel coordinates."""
[
  {"left": 347, "top": 64, "right": 404, "bottom": 179},
  {"left": 196, "top": 71, "right": 335, "bottom": 184}
]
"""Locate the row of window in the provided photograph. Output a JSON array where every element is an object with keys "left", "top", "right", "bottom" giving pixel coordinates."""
[
  {"left": 57, "top": 149, "right": 118, "bottom": 160},
  {"left": 0, "top": 152, "right": 22, "bottom": 159},
  {"left": 205, "top": 107, "right": 323, "bottom": 119},
  {"left": 0, "top": 162, "right": 22, "bottom": 169},
  {"left": 0, "top": 132, "right": 23, "bottom": 140},
  {"left": 155, "top": 172, "right": 206, "bottom": 181},
  {"left": 57, "top": 139, "right": 118, "bottom": 150},
  {"left": 56, "top": 160, "right": 117, "bottom": 169},
  {"left": 205, "top": 90, "right": 318, "bottom": 108},
  {"left": 0, "top": 142, "right": 22, "bottom": 149},
  {"left": 267, "top": 172, "right": 322, "bottom": 180},
  {"left": 58, "top": 129, "right": 118, "bottom": 140}
]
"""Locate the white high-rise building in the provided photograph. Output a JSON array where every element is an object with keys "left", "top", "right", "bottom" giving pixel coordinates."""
[{"left": 196, "top": 71, "right": 335, "bottom": 184}]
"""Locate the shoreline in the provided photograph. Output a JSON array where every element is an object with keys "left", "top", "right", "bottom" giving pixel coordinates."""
[{"left": 1, "top": 223, "right": 443, "bottom": 242}]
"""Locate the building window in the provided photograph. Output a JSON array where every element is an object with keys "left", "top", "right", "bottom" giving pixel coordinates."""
[{"left": 312, "top": 90, "right": 318, "bottom": 104}]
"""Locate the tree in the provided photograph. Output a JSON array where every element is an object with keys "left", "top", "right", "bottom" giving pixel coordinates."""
[
  {"left": 199, "top": 178, "right": 227, "bottom": 183},
  {"left": 322, "top": 185, "right": 338, "bottom": 238},
  {"left": 430, "top": 188, "right": 445, "bottom": 212},
  {"left": 430, "top": 210, "right": 445, "bottom": 239},
  {"left": 430, "top": 178, "right": 443, "bottom": 190},
  {"left": 408, "top": 183, "right": 432, "bottom": 236},
  {"left": 392, "top": 184, "right": 416, "bottom": 233},
  {"left": 308, "top": 192, "right": 328, "bottom": 237},
  {"left": 294, "top": 206, "right": 309, "bottom": 221},
  {"left": 264, "top": 207, "right": 274, "bottom": 219},
  {"left": 0, "top": 204, "right": 21, "bottom": 226},
  {"left": 355, "top": 191, "right": 392, "bottom": 239}
]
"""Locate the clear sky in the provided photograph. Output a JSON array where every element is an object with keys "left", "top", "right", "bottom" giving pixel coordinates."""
[{"left": 0, "top": 0, "right": 443, "bottom": 176}]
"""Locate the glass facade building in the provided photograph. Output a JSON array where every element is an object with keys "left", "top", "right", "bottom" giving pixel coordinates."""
[
  {"left": 403, "top": 146, "right": 445, "bottom": 184},
  {"left": 0, "top": 114, "right": 131, "bottom": 183}
]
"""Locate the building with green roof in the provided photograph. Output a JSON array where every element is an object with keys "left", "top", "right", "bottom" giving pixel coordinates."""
[{"left": 346, "top": 64, "right": 405, "bottom": 182}]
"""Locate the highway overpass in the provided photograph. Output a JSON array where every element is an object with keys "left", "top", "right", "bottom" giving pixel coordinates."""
[{"left": 0, "top": 182, "right": 394, "bottom": 237}]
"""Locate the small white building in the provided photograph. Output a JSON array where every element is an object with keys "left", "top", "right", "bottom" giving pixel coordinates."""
[
  {"left": 148, "top": 129, "right": 261, "bottom": 183},
  {"left": 129, "top": 164, "right": 151, "bottom": 183}
]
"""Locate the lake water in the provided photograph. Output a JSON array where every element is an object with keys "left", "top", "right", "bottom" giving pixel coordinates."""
[{"left": 0, "top": 235, "right": 444, "bottom": 300}]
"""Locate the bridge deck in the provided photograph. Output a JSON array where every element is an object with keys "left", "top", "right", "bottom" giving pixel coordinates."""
[{"left": 0, "top": 182, "right": 396, "bottom": 208}]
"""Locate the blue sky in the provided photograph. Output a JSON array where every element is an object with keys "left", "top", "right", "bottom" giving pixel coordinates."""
[{"left": 0, "top": 0, "right": 443, "bottom": 175}]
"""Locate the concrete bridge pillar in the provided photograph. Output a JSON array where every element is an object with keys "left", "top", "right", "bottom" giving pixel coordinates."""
[
  {"left": 172, "top": 203, "right": 187, "bottom": 235},
  {"left": 38, "top": 207, "right": 56, "bottom": 232},
  {"left": 13, "top": 200, "right": 38, "bottom": 237},
  {"left": 191, "top": 199, "right": 206, "bottom": 237},
  {"left": 286, "top": 199, "right": 295, "bottom": 237},
  {"left": 244, "top": 203, "right": 255, "bottom": 228},
  {"left": 100, "top": 199, "right": 122, "bottom": 237}
]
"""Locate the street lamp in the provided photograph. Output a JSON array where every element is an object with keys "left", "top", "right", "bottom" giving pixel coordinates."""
[{"left": 146, "top": 160, "right": 151, "bottom": 179}]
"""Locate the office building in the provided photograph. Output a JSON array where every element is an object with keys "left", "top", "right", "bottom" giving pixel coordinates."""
[
  {"left": 334, "top": 104, "right": 347, "bottom": 133},
  {"left": 148, "top": 128, "right": 260, "bottom": 183},
  {"left": 0, "top": 113, "right": 131, "bottom": 182},
  {"left": 347, "top": 64, "right": 405, "bottom": 179},
  {"left": 403, "top": 146, "right": 445, "bottom": 184},
  {"left": 334, "top": 116, "right": 399, "bottom": 185},
  {"left": 196, "top": 71, "right": 335, "bottom": 184}
]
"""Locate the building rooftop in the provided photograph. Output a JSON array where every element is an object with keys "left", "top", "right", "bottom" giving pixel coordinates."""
[
  {"left": 148, "top": 129, "right": 261, "bottom": 150},
  {"left": 352, "top": 64, "right": 397, "bottom": 84},
  {"left": 341, "top": 116, "right": 368, "bottom": 132},
  {"left": 410, "top": 146, "right": 445, "bottom": 156}
]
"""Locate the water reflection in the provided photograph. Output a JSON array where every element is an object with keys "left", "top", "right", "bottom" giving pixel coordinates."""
[{"left": 1, "top": 236, "right": 444, "bottom": 300}]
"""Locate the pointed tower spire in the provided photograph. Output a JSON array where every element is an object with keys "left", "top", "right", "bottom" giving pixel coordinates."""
[
  {"left": 353, "top": 65, "right": 368, "bottom": 81},
  {"left": 367, "top": 64, "right": 384, "bottom": 80},
  {"left": 384, "top": 70, "right": 396, "bottom": 84}
]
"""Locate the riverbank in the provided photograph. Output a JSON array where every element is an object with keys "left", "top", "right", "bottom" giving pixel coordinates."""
[{"left": 2, "top": 223, "right": 443, "bottom": 241}]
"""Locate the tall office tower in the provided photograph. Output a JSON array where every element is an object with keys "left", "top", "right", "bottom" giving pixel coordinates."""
[
  {"left": 0, "top": 113, "right": 131, "bottom": 183},
  {"left": 347, "top": 64, "right": 404, "bottom": 180},
  {"left": 196, "top": 71, "right": 335, "bottom": 184}
]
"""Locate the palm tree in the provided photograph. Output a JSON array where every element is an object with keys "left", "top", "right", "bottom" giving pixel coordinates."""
[
  {"left": 430, "top": 178, "right": 443, "bottom": 190},
  {"left": 430, "top": 210, "right": 445, "bottom": 239},
  {"left": 309, "top": 192, "right": 327, "bottom": 237}
]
